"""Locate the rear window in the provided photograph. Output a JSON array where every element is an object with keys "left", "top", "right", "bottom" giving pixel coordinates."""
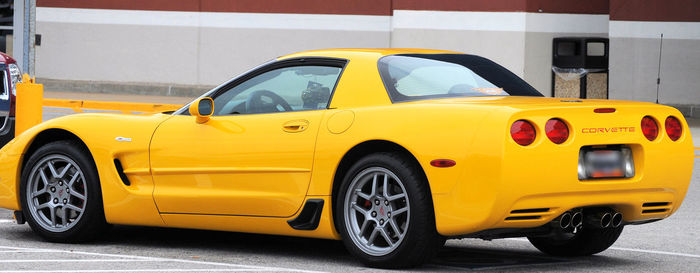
[{"left": 378, "top": 54, "right": 543, "bottom": 102}]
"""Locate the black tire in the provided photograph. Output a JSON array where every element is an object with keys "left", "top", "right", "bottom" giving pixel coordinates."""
[
  {"left": 20, "top": 140, "right": 109, "bottom": 243},
  {"left": 527, "top": 226, "right": 624, "bottom": 256},
  {"left": 335, "top": 152, "right": 444, "bottom": 268}
]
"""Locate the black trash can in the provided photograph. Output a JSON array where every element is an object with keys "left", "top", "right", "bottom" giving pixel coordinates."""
[{"left": 552, "top": 37, "right": 609, "bottom": 99}]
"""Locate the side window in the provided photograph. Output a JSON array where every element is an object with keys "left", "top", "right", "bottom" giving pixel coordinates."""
[{"left": 213, "top": 65, "right": 342, "bottom": 115}]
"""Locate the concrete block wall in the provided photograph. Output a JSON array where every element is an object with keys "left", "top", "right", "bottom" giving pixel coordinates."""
[
  {"left": 607, "top": 0, "right": 700, "bottom": 116},
  {"left": 34, "top": 7, "right": 392, "bottom": 89}
]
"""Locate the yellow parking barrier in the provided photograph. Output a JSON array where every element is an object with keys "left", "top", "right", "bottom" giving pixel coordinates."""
[
  {"left": 43, "top": 99, "right": 182, "bottom": 114},
  {"left": 15, "top": 74, "right": 43, "bottom": 136},
  {"left": 14, "top": 75, "right": 184, "bottom": 136}
]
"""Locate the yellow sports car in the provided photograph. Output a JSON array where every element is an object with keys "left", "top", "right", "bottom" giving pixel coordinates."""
[{"left": 0, "top": 49, "right": 693, "bottom": 268}]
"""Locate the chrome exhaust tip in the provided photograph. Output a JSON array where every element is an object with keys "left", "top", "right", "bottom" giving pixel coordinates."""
[
  {"left": 611, "top": 212, "right": 623, "bottom": 228},
  {"left": 571, "top": 211, "right": 583, "bottom": 228},
  {"left": 558, "top": 212, "right": 572, "bottom": 229},
  {"left": 600, "top": 212, "right": 612, "bottom": 228}
]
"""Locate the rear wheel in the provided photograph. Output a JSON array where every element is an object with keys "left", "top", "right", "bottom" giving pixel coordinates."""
[
  {"left": 527, "top": 226, "right": 624, "bottom": 256},
  {"left": 335, "top": 152, "right": 444, "bottom": 268},
  {"left": 20, "top": 140, "right": 108, "bottom": 242}
]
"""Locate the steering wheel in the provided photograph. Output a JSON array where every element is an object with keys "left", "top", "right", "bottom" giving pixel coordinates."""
[{"left": 245, "top": 90, "right": 293, "bottom": 114}]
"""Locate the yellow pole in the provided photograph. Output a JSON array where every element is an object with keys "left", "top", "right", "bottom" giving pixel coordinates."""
[{"left": 15, "top": 74, "right": 43, "bottom": 136}]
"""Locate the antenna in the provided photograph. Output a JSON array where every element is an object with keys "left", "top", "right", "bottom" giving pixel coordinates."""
[{"left": 656, "top": 33, "right": 663, "bottom": 104}]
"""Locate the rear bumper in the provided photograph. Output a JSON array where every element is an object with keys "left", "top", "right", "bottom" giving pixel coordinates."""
[
  {"left": 432, "top": 120, "right": 693, "bottom": 237},
  {"left": 433, "top": 183, "right": 685, "bottom": 236}
]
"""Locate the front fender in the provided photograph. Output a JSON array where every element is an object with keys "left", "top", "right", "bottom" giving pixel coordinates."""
[
  {"left": 0, "top": 117, "right": 70, "bottom": 210},
  {"left": 0, "top": 113, "right": 170, "bottom": 227}
]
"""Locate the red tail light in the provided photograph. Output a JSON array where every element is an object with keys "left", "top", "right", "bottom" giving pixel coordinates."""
[
  {"left": 511, "top": 120, "right": 536, "bottom": 146},
  {"left": 665, "top": 116, "right": 682, "bottom": 141},
  {"left": 545, "top": 118, "right": 569, "bottom": 144},
  {"left": 641, "top": 116, "right": 658, "bottom": 141}
]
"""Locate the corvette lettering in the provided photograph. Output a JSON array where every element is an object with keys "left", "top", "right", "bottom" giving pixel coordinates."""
[{"left": 581, "top": 127, "right": 635, "bottom": 133}]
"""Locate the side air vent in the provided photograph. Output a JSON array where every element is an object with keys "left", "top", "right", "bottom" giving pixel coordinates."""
[
  {"left": 642, "top": 209, "right": 669, "bottom": 214},
  {"left": 505, "top": 216, "right": 541, "bottom": 221},
  {"left": 113, "top": 159, "right": 131, "bottom": 186},
  {"left": 643, "top": 202, "right": 670, "bottom": 207},
  {"left": 641, "top": 202, "right": 672, "bottom": 214},
  {"left": 511, "top": 208, "right": 550, "bottom": 214},
  {"left": 504, "top": 208, "right": 551, "bottom": 221}
]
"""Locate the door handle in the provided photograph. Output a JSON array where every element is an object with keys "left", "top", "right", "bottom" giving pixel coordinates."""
[{"left": 282, "top": 120, "right": 309, "bottom": 133}]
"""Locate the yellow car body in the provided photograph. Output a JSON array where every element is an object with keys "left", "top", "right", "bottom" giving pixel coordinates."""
[{"left": 0, "top": 49, "right": 694, "bottom": 243}]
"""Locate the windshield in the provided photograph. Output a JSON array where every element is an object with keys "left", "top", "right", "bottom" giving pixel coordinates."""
[{"left": 378, "top": 54, "right": 543, "bottom": 102}]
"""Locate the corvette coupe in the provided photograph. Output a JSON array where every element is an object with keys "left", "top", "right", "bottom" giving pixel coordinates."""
[{"left": 0, "top": 49, "right": 693, "bottom": 268}]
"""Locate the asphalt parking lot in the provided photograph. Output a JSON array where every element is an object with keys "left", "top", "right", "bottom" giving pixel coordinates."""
[{"left": 0, "top": 99, "right": 698, "bottom": 272}]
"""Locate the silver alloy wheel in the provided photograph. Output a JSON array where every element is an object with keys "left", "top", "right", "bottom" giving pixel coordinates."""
[
  {"left": 26, "top": 154, "right": 87, "bottom": 232},
  {"left": 344, "top": 167, "right": 410, "bottom": 256}
]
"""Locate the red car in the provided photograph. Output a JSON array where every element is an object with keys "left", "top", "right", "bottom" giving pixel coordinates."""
[{"left": 0, "top": 52, "right": 20, "bottom": 146}]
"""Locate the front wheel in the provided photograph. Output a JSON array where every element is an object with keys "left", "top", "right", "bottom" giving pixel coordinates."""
[
  {"left": 335, "top": 152, "right": 444, "bottom": 268},
  {"left": 527, "top": 226, "right": 624, "bottom": 256},
  {"left": 20, "top": 140, "right": 108, "bottom": 242}
]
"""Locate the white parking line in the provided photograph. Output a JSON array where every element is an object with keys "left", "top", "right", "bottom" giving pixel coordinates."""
[
  {"left": 0, "top": 259, "right": 157, "bottom": 263},
  {"left": 0, "top": 268, "right": 269, "bottom": 273},
  {"left": 0, "top": 246, "right": 58, "bottom": 251},
  {"left": 505, "top": 238, "right": 700, "bottom": 259},
  {"left": 0, "top": 250, "right": 59, "bottom": 253},
  {"left": 0, "top": 245, "right": 326, "bottom": 273},
  {"left": 609, "top": 247, "right": 700, "bottom": 259},
  {"left": 0, "top": 219, "right": 15, "bottom": 223}
]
